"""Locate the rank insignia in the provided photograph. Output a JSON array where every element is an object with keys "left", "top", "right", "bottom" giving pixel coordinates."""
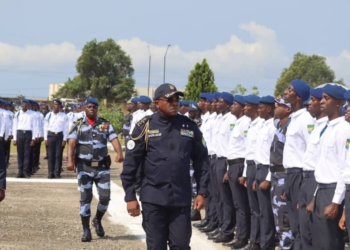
[
  {"left": 307, "top": 124, "right": 314, "bottom": 134},
  {"left": 180, "top": 129, "right": 194, "bottom": 138}
]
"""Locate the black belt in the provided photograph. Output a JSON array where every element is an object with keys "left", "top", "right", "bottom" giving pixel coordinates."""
[
  {"left": 303, "top": 171, "right": 315, "bottom": 178},
  {"left": 270, "top": 165, "right": 285, "bottom": 173},
  {"left": 77, "top": 159, "right": 103, "bottom": 167},
  {"left": 17, "top": 130, "right": 32, "bottom": 133},
  {"left": 286, "top": 168, "right": 303, "bottom": 174},
  {"left": 217, "top": 157, "right": 226, "bottom": 160},
  {"left": 227, "top": 158, "right": 245, "bottom": 165},
  {"left": 48, "top": 131, "right": 63, "bottom": 135},
  {"left": 209, "top": 154, "right": 217, "bottom": 160},
  {"left": 346, "top": 184, "right": 350, "bottom": 191},
  {"left": 246, "top": 160, "right": 255, "bottom": 165},
  {"left": 317, "top": 183, "right": 337, "bottom": 189},
  {"left": 256, "top": 164, "right": 269, "bottom": 170}
]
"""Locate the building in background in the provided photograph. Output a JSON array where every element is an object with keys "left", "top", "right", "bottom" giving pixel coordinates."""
[{"left": 49, "top": 83, "right": 65, "bottom": 100}]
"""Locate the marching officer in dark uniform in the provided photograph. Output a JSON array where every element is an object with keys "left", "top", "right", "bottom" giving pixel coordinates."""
[
  {"left": 121, "top": 83, "right": 210, "bottom": 250},
  {"left": 0, "top": 123, "right": 6, "bottom": 203},
  {"left": 67, "top": 97, "right": 124, "bottom": 242}
]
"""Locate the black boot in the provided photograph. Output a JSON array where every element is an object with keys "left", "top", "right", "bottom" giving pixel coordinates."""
[
  {"left": 81, "top": 216, "right": 92, "bottom": 242},
  {"left": 191, "top": 209, "right": 201, "bottom": 221},
  {"left": 92, "top": 210, "right": 105, "bottom": 237}
]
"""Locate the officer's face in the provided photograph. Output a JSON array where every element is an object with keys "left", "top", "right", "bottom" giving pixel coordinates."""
[
  {"left": 21, "top": 103, "right": 28, "bottom": 111},
  {"left": 155, "top": 94, "right": 180, "bottom": 117},
  {"left": 308, "top": 96, "right": 322, "bottom": 118},
  {"left": 284, "top": 84, "right": 299, "bottom": 105},
  {"left": 320, "top": 93, "right": 343, "bottom": 116},
  {"left": 53, "top": 103, "right": 60, "bottom": 113},
  {"left": 230, "top": 101, "right": 244, "bottom": 117},
  {"left": 139, "top": 102, "right": 150, "bottom": 111},
  {"left": 345, "top": 106, "right": 350, "bottom": 123},
  {"left": 211, "top": 99, "right": 217, "bottom": 112},
  {"left": 199, "top": 98, "right": 206, "bottom": 110},
  {"left": 189, "top": 111, "right": 198, "bottom": 120},
  {"left": 85, "top": 104, "right": 98, "bottom": 118},
  {"left": 274, "top": 104, "right": 291, "bottom": 119},
  {"left": 258, "top": 104, "right": 272, "bottom": 120},
  {"left": 205, "top": 101, "right": 211, "bottom": 112},
  {"left": 244, "top": 103, "right": 258, "bottom": 118},
  {"left": 217, "top": 98, "right": 230, "bottom": 112},
  {"left": 179, "top": 105, "right": 188, "bottom": 115}
]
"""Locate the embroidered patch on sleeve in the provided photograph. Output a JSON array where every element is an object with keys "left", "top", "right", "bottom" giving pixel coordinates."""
[
  {"left": 307, "top": 124, "right": 315, "bottom": 134},
  {"left": 346, "top": 139, "right": 350, "bottom": 149},
  {"left": 230, "top": 124, "right": 235, "bottom": 131}
]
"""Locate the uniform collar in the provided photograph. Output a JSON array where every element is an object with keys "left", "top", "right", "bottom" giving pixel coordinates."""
[
  {"left": 315, "top": 116, "right": 328, "bottom": 125},
  {"left": 222, "top": 112, "right": 232, "bottom": 120},
  {"left": 328, "top": 116, "right": 345, "bottom": 126},
  {"left": 209, "top": 112, "right": 217, "bottom": 118},
  {"left": 290, "top": 108, "right": 307, "bottom": 118},
  {"left": 264, "top": 117, "right": 274, "bottom": 125}
]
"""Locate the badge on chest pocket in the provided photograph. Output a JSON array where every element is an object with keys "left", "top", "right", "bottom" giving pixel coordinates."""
[
  {"left": 99, "top": 123, "right": 108, "bottom": 132},
  {"left": 180, "top": 129, "right": 194, "bottom": 138}
]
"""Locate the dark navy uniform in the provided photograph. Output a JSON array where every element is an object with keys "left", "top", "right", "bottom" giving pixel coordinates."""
[{"left": 121, "top": 112, "right": 210, "bottom": 250}]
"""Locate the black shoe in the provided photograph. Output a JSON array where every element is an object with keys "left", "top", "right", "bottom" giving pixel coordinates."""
[
  {"left": 206, "top": 228, "right": 220, "bottom": 236},
  {"left": 223, "top": 238, "right": 239, "bottom": 247},
  {"left": 248, "top": 243, "right": 261, "bottom": 250},
  {"left": 191, "top": 209, "right": 201, "bottom": 221},
  {"left": 92, "top": 218, "right": 105, "bottom": 237},
  {"left": 213, "top": 234, "right": 234, "bottom": 243},
  {"left": 200, "top": 224, "right": 217, "bottom": 232},
  {"left": 208, "top": 232, "right": 221, "bottom": 240},
  {"left": 23, "top": 174, "right": 31, "bottom": 179},
  {"left": 231, "top": 239, "right": 249, "bottom": 249},
  {"left": 55, "top": 175, "right": 61, "bottom": 179},
  {"left": 81, "top": 228, "right": 92, "bottom": 242},
  {"left": 16, "top": 173, "right": 24, "bottom": 178},
  {"left": 193, "top": 219, "right": 208, "bottom": 228},
  {"left": 48, "top": 174, "right": 54, "bottom": 179}
]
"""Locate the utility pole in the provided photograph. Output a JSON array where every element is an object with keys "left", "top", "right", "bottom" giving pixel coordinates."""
[{"left": 163, "top": 44, "right": 171, "bottom": 84}]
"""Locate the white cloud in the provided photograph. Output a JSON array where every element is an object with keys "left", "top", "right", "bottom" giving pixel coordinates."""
[{"left": 326, "top": 50, "right": 350, "bottom": 82}]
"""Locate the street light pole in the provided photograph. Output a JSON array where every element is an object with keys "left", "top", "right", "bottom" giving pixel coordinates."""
[
  {"left": 163, "top": 44, "right": 171, "bottom": 84},
  {"left": 147, "top": 45, "right": 151, "bottom": 97}
]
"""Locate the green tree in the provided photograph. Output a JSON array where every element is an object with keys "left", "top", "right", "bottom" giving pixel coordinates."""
[
  {"left": 231, "top": 84, "right": 259, "bottom": 95},
  {"left": 55, "top": 39, "right": 135, "bottom": 102},
  {"left": 184, "top": 59, "right": 218, "bottom": 101},
  {"left": 98, "top": 102, "right": 125, "bottom": 134},
  {"left": 274, "top": 52, "right": 345, "bottom": 96}
]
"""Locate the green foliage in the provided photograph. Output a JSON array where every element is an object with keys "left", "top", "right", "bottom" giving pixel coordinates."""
[
  {"left": 55, "top": 38, "right": 135, "bottom": 102},
  {"left": 184, "top": 59, "right": 218, "bottom": 101},
  {"left": 98, "top": 102, "right": 125, "bottom": 134},
  {"left": 231, "top": 84, "right": 259, "bottom": 95},
  {"left": 274, "top": 52, "right": 344, "bottom": 96}
]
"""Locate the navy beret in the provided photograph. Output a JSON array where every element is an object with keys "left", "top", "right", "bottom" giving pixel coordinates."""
[
  {"left": 0, "top": 99, "right": 4, "bottom": 104},
  {"left": 188, "top": 104, "right": 199, "bottom": 112},
  {"left": 84, "top": 97, "right": 99, "bottom": 106},
  {"left": 53, "top": 99, "right": 62, "bottom": 105},
  {"left": 344, "top": 90, "right": 350, "bottom": 101},
  {"left": 212, "top": 92, "right": 221, "bottom": 101},
  {"left": 22, "top": 99, "right": 30, "bottom": 104},
  {"left": 291, "top": 79, "right": 310, "bottom": 101},
  {"left": 219, "top": 92, "right": 234, "bottom": 105},
  {"left": 323, "top": 84, "right": 346, "bottom": 100},
  {"left": 259, "top": 95, "right": 275, "bottom": 105},
  {"left": 234, "top": 95, "right": 245, "bottom": 105},
  {"left": 310, "top": 88, "right": 323, "bottom": 99},
  {"left": 131, "top": 97, "right": 139, "bottom": 104},
  {"left": 139, "top": 95, "right": 152, "bottom": 104},
  {"left": 154, "top": 83, "right": 184, "bottom": 100},
  {"left": 199, "top": 93, "right": 209, "bottom": 100},
  {"left": 244, "top": 95, "right": 260, "bottom": 105},
  {"left": 206, "top": 93, "right": 214, "bottom": 103},
  {"left": 180, "top": 100, "right": 190, "bottom": 107}
]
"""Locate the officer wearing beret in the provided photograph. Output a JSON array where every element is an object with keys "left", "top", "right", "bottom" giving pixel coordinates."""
[
  {"left": 67, "top": 97, "right": 124, "bottom": 242},
  {"left": 0, "top": 101, "right": 6, "bottom": 202},
  {"left": 121, "top": 83, "right": 209, "bottom": 250},
  {"left": 179, "top": 100, "right": 190, "bottom": 115}
]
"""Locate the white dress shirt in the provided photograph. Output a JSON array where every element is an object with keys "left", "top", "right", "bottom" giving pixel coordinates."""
[
  {"left": 283, "top": 108, "right": 314, "bottom": 169},
  {"left": 315, "top": 117, "right": 350, "bottom": 204},
  {"left": 4, "top": 110, "right": 14, "bottom": 140},
  {"left": 201, "top": 111, "right": 210, "bottom": 123},
  {"left": 34, "top": 111, "right": 44, "bottom": 138},
  {"left": 0, "top": 109, "right": 6, "bottom": 138},
  {"left": 201, "top": 112, "right": 217, "bottom": 156},
  {"left": 211, "top": 114, "right": 223, "bottom": 155},
  {"left": 302, "top": 116, "right": 328, "bottom": 171},
  {"left": 254, "top": 118, "right": 277, "bottom": 181},
  {"left": 216, "top": 112, "right": 237, "bottom": 158},
  {"left": 43, "top": 111, "right": 69, "bottom": 141},
  {"left": 227, "top": 115, "right": 251, "bottom": 160},
  {"left": 12, "top": 110, "right": 37, "bottom": 140},
  {"left": 129, "top": 109, "right": 144, "bottom": 135}
]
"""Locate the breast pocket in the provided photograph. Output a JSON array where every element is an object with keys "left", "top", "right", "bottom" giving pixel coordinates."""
[
  {"left": 322, "top": 139, "right": 335, "bottom": 158},
  {"left": 178, "top": 136, "right": 193, "bottom": 159}
]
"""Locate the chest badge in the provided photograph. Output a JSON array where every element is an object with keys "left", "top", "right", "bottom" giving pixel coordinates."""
[
  {"left": 180, "top": 129, "right": 194, "bottom": 138},
  {"left": 99, "top": 123, "right": 108, "bottom": 132},
  {"left": 127, "top": 140, "right": 135, "bottom": 150},
  {"left": 307, "top": 124, "right": 314, "bottom": 134}
]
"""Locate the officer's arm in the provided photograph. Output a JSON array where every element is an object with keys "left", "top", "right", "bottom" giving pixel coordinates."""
[
  {"left": 120, "top": 124, "right": 146, "bottom": 202},
  {"left": 107, "top": 124, "right": 123, "bottom": 158},
  {"left": 191, "top": 126, "right": 210, "bottom": 196},
  {"left": 67, "top": 126, "right": 78, "bottom": 167}
]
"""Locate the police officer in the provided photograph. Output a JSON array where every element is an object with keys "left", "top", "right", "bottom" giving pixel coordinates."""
[
  {"left": 0, "top": 128, "right": 6, "bottom": 202},
  {"left": 179, "top": 100, "right": 190, "bottom": 115},
  {"left": 67, "top": 97, "right": 124, "bottom": 242},
  {"left": 122, "top": 100, "right": 135, "bottom": 148},
  {"left": 121, "top": 83, "right": 209, "bottom": 250},
  {"left": 3, "top": 101, "right": 14, "bottom": 167},
  {"left": 44, "top": 99, "right": 68, "bottom": 179}
]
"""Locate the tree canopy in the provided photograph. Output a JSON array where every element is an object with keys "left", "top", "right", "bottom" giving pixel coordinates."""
[
  {"left": 53, "top": 39, "right": 135, "bottom": 102},
  {"left": 274, "top": 52, "right": 345, "bottom": 96},
  {"left": 231, "top": 84, "right": 260, "bottom": 96},
  {"left": 183, "top": 59, "right": 218, "bottom": 101}
]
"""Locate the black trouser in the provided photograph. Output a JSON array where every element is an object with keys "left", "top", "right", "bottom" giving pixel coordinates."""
[
  {"left": 246, "top": 160, "right": 260, "bottom": 244},
  {"left": 16, "top": 130, "right": 32, "bottom": 175},
  {"left": 0, "top": 139, "right": 6, "bottom": 189},
  {"left": 142, "top": 202, "right": 191, "bottom": 250},
  {"left": 345, "top": 185, "right": 350, "bottom": 244},
  {"left": 311, "top": 184, "right": 344, "bottom": 250},
  {"left": 299, "top": 171, "right": 317, "bottom": 250},
  {"left": 32, "top": 141, "right": 41, "bottom": 170},
  {"left": 47, "top": 131, "right": 63, "bottom": 176},
  {"left": 2, "top": 138, "right": 10, "bottom": 165},
  {"left": 256, "top": 164, "right": 275, "bottom": 249},
  {"left": 228, "top": 161, "right": 250, "bottom": 240},
  {"left": 206, "top": 156, "right": 218, "bottom": 227},
  {"left": 216, "top": 157, "right": 235, "bottom": 236},
  {"left": 285, "top": 168, "right": 303, "bottom": 250}
]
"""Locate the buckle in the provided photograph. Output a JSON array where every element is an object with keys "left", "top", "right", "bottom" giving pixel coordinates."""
[{"left": 91, "top": 162, "right": 99, "bottom": 167}]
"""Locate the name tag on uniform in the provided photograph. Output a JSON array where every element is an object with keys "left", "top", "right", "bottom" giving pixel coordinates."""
[
  {"left": 148, "top": 129, "right": 160, "bottom": 134},
  {"left": 149, "top": 133, "right": 162, "bottom": 138},
  {"left": 180, "top": 129, "right": 194, "bottom": 138}
]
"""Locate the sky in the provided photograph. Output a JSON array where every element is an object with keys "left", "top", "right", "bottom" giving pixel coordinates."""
[{"left": 0, "top": 0, "right": 350, "bottom": 99}]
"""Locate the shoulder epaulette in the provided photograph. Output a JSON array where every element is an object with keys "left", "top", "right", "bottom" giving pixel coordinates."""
[
  {"left": 136, "top": 116, "right": 151, "bottom": 127},
  {"left": 69, "top": 117, "right": 84, "bottom": 134},
  {"left": 182, "top": 115, "right": 196, "bottom": 124}
]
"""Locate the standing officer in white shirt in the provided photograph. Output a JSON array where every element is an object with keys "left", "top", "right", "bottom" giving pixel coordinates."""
[
  {"left": 13, "top": 99, "right": 37, "bottom": 178},
  {"left": 199, "top": 93, "right": 210, "bottom": 122},
  {"left": 208, "top": 92, "right": 237, "bottom": 243},
  {"left": 4, "top": 101, "right": 14, "bottom": 167},
  {"left": 283, "top": 79, "right": 314, "bottom": 249},
  {"left": 44, "top": 99, "right": 68, "bottom": 179},
  {"left": 225, "top": 95, "right": 251, "bottom": 249},
  {"left": 299, "top": 88, "right": 328, "bottom": 249},
  {"left": 310, "top": 84, "right": 349, "bottom": 250},
  {"left": 253, "top": 96, "right": 277, "bottom": 250}
]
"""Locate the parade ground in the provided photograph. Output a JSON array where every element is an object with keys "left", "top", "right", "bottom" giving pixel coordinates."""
[{"left": 1, "top": 150, "right": 227, "bottom": 250}]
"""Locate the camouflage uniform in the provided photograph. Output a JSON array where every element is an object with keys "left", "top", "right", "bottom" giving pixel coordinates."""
[
  {"left": 68, "top": 116, "right": 117, "bottom": 225},
  {"left": 270, "top": 119, "right": 293, "bottom": 249}
]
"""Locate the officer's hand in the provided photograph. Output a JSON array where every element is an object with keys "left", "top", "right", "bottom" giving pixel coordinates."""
[
  {"left": 238, "top": 176, "right": 246, "bottom": 186},
  {"left": 66, "top": 162, "right": 76, "bottom": 171},
  {"left": 244, "top": 180, "right": 247, "bottom": 188},
  {"left": 0, "top": 190, "right": 5, "bottom": 202},
  {"left": 13, "top": 141, "right": 17, "bottom": 146},
  {"left": 223, "top": 172, "right": 229, "bottom": 183},
  {"left": 259, "top": 180, "right": 271, "bottom": 191},
  {"left": 115, "top": 154, "right": 124, "bottom": 163},
  {"left": 324, "top": 203, "right": 339, "bottom": 220},
  {"left": 127, "top": 200, "right": 141, "bottom": 217},
  {"left": 9, "top": 135, "right": 13, "bottom": 140},
  {"left": 252, "top": 180, "right": 257, "bottom": 192},
  {"left": 296, "top": 203, "right": 299, "bottom": 211},
  {"left": 61, "top": 141, "right": 66, "bottom": 147},
  {"left": 306, "top": 198, "right": 315, "bottom": 214},
  {"left": 339, "top": 210, "right": 347, "bottom": 231},
  {"left": 282, "top": 192, "right": 287, "bottom": 201},
  {"left": 30, "top": 140, "right": 35, "bottom": 147},
  {"left": 193, "top": 195, "right": 206, "bottom": 210},
  {"left": 45, "top": 140, "right": 49, "bottom": 147}
]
